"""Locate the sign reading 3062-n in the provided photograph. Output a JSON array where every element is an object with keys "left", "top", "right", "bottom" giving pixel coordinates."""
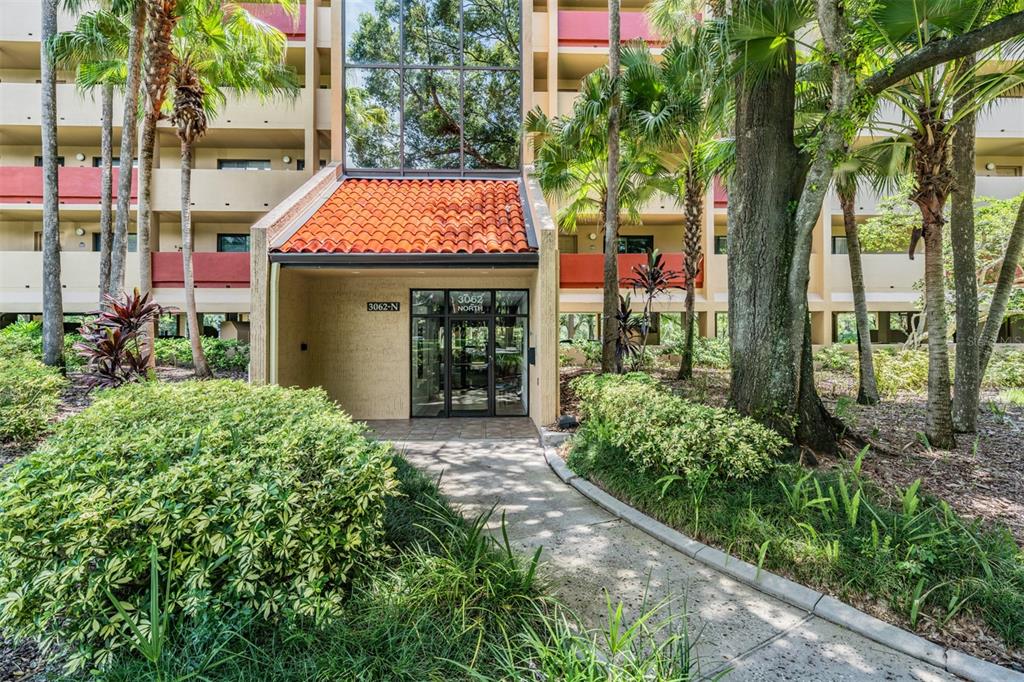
[{"left": 367, "top": 301, "right": 400, "bottom": 312}]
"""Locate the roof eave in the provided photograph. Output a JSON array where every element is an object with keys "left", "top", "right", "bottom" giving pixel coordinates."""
[{"left": 269, "top": 251, "right": 539, "bottom": 268}]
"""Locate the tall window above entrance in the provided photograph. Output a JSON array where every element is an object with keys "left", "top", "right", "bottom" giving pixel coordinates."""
[{"left": 343, "top": 0, "right": 522, "bottom": 172}]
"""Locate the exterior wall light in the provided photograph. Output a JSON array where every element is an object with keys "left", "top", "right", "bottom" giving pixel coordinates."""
[
  {"left": 588, "top": 233, "right": 597, "bottom": 241},
  {"left": 74, "top": 227, "right": 85, "bottom": 236},
  {"left": 985, "top": 162, "right": 997, "bottom": 171},
  {"left": 75, "top": 152, "right": 86, "bottom": 161},
  {"left": 282, "top": 155, "right": 292, "bottom": 164}
]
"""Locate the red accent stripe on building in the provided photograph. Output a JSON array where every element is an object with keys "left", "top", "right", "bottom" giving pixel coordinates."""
[
  {"left": 0, "top": 166, "right": 138, "bottom": 204},
  {"left": 559, "top": 253, "right": 704, "bottom": 289},
  {"left": 152, "top": 252, "right": 250, "bottom": 288},
  {"left": 558, "top": 10, "right": 660, "bottom": 47}
]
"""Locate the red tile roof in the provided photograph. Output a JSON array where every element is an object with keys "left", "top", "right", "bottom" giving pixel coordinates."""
[{"left": 275, "top": 178, "right": 533, "bottom": 254}]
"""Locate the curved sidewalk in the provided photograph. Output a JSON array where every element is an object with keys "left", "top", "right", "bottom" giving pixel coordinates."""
[{"left": 391, "top": 432, "right": 967, "bottom": 681}]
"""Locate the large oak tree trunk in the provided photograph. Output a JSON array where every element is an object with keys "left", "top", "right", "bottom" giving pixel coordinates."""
[
  {"left": 950, "top": 56, "right": 979, "bottom": 433},
  {"left": 978, "top": 197, "right": 1024, "bottom": 376},
  {"left": 179, "top": 142, "right": 212, "bottom": 379},
  {"left": 97, "top": 83, "right": 115, "bottom": 305},
  {"left": 839, "top": 190, "right": 879, "bottom": 404},
  {"left": 678, "top": 171, "right": 704, "bottom": 380},
  {"left": 41, "top": 0, "right": 64, "bottom": 368},
  {"left": 601, "top": 0, "right": 621, "bottom": 374},
  {"left": 111, "top": 1, "right": 145, "bottom": 297}
]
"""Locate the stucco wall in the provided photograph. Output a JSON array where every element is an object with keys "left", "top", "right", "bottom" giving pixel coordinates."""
[{"left": 275, "top": 269, "right": 545, "bottom": 421}]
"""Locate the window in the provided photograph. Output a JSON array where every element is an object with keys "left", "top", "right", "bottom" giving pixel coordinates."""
[
  {"left": 91, "top": 157, "right": 138, "bottom": 168},
  {"left": 713, "top": 235, "right": 728, "bottom": 254},
  {"left": 92, "top": 233, "right": 137, "bottom": 252},
  {"left": 616, "top": 236, "right": 654, "bottom": 254},
  {"left": 832, "top": 236, "right": 849, "bottom": 254},
  {"left": 216, "top": 159, "right": 272, "bottom": 170},
  {"left": 343, "top": 0, "right": 521, "bottom": 172},
  {"left": 296, "top": 159, "right": 305, "bottom": 171},
  {"left": 34, "top": 156, "right": 65, "bottom": 167},
  {"left": 217, "top": 234, "right": 250, "bottom": 253},
  {"left": 558, "top": 233, "right": 578, "bottom": 253}
]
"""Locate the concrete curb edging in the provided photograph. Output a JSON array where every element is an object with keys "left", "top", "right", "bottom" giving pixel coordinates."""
[{"left": 538, "top": 437, "right": 1024, "bottom": 682}]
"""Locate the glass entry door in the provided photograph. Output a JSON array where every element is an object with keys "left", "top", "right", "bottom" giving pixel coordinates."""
[
  {"left": 449, "top": 319, "right": 491, "bottom": 415},
  {"left": 411, "top": 290, "right": 529, "bottom": 417}
]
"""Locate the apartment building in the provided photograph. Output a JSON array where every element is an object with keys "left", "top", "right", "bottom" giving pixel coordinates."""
[{"left": 1, "top": 1, "right": 1021, "bottom": 421}]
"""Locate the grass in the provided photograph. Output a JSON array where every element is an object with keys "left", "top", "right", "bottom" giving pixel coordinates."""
[
  {"left": 94, "top": 456, "right": 714, "bottom": 681},
  {"left": 999, "top": 388, "right": 1024, "bottom": 407},
  {"left": 568, "top": 427, "right": 1024, "bottom": 650}
]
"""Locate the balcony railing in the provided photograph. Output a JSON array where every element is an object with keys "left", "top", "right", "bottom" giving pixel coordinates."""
[
  {"left": 560, "top": 252, "right": 703, "bottom": 289},
  {"left": 558, "top": 11, "right": 659, "bottom": 47},
  {"left": 152, "top": 252, "right": 250, "bottom": 289},
  {"left": 0, "top": 166, "right": 137, "bottom": 205}
]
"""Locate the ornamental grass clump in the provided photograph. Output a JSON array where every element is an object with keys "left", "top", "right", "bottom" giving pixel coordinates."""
[
  {"left": 571, "top": 373, "right": 784, "bottom": 481},
  {"left": 0, "top": 380, "right": 397, "bottom": 671}
]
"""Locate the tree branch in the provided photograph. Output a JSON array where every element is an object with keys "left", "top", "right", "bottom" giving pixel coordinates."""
[{"left": 863, "top": 11, "right": 1024, "bottom": 96}]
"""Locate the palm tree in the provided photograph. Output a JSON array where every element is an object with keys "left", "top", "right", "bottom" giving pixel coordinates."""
[
  {"left": 527, "top": 75, "right": 664, "bottom": 373},
  {"left": 832, "top": 139, "right": 911, "bottom": 405},
  {"left": 167, "top": 3, "right": 299, "bottom": 378},
  {"left": 50, "top": 6, "right": 131, "bottom": 304},
  {"left": 862, "top": 0, "right": 1024, "bottom": 449},
  {"left": 40, "top": 0, "right": 64, "bottom": 368},
  {"left": 621, "top": 34, "right": 731, "bottom": 379},
  {"left": 603, "top": 0, "right": 622, "bottom": 374}
]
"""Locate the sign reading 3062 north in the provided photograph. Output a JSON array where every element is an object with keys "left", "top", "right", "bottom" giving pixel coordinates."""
[{"left": 367, "top": 301, "right": 400, "bottom": 312}]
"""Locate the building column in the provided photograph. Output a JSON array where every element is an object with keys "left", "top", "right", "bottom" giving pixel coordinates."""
[
  {"left": 249, "top": 226, "right": 269, "bottom": 384},
  {"left": 330, "top": 0, "right": 343, "bottom": 162},
  {"left": 304, "top": 0, "right": 320, "bottom": 176}
]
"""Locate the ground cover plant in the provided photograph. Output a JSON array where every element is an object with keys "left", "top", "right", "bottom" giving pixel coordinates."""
[
  {"left": 568, "top": 401, "right": 1024, "bottom": 665},
  {"left": 0, "top": 381, "right": 397, "bottom": 671},
  {"left": 153, "top": 337, "right": 249, "bottom": 372},
  {"left": 0, "top": 354, "right": 66, "bottom": 443}
]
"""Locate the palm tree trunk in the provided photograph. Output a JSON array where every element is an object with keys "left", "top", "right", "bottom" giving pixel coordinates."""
[
  {"left": 179, "top": 141, "right": 212, "bottom": 378},
  {"left": 978, "top": 196, "right": 1024, "bottom": 377},
  {"left": 98, "top": 82, "right": 115, "bottom": 305},
  {"left": 41, "top": 0, "right": 64, "bottom": 368},
  {"left": 110, "top": 0, "right": 146, "bottom": 298},
  {"left": 839, "top": 190, "right": 879, "bottom": 404},
  {"left": 678, "top": 171, "right": 703, "bottom": 380},
  {"left": 137, "top": 111, "right": 158, "bottom": 365},
  {"left": 601, "top": 0, "right": 621, "bottom": 374},
  {"left": 950, "top": 55, "right": 979, "bottom": 433},
  {"left": 921, "top": 207, "right": 956, "bottom": 449}
]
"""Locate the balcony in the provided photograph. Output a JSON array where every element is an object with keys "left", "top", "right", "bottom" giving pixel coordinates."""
[
  {"left": 560, "top": 252, "right": 703, "bottom": 289},
  {"left": 152, "top": 252, "right": 250, "bottom": 288},
  {"left": 712, "top": 177, "right": 728, "bottom": 208},
  {"left": 240, "top": 3, "right": 306, "bottom": 40},
  {"left": 0, "top": 166, "right": 137, "bottom": 205},
  {"left": 829, "top": 175, "right": 1024, "bottom": 215},
  {"left": 558, "top": 11, "right": 659, "bottom": 47},
  {"left": 828, "top": 253, "right": 923, "bottom": 303},
  {"left": 0, "top": 252, "right": 139, "bottom": 313},
  {"left": 151, "top": 168, "right": 306, "bottom": 213}
]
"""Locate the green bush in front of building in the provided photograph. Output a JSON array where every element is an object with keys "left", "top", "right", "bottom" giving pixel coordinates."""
[
  {"left": 571, "top": 372, "right": 784, "bottom": 482},
  {"left": 0, "top": 354, "right": 66, "bottom": 443},
  {"left": 153, "top": 337, "right": 250, "bottom": 372},
  {"left": 0, "top": 381, "right": 397, "bottom": 671}
]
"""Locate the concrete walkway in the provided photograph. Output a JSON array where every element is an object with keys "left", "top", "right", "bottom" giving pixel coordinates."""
[{"left": 379, "top": 428, "right": 958, "bottom": 681}]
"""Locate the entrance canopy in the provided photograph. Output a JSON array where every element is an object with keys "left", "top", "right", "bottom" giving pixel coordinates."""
[{"left": 270, "top": 177, "right": 538, "bottom": 265}]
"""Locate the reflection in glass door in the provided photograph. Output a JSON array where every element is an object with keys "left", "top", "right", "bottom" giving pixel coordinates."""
[
  {"left": 450, "top": 319, "right": 490, "bottom": 415},
  {"left": 411, "top": 316, "right": 446, "bottom": 416},
  {"left": 495, "top": 316, "right": 527, "bottom": 415}
]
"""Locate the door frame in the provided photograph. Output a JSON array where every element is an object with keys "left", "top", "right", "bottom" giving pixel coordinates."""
[{"left": 409, "top": 288, "right": 529, "bottom": 418}]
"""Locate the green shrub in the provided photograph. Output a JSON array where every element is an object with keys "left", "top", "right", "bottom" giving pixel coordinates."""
[
  {"left": 872, "top": 349, "right": 929, "bottom": 396},
  {"left": 984, "top": 351, "right": 1024, "bottom": 388},
  {"left": 571, "top": 372, "right": 784, "bottom": 481},
  {"left": 0, "top": 321, "right": 85, "bottom": 369},
  {"left": 0, "top": 354, "right": 66, "bottom": 443},
  {"left": 154, "top": 337, "right": 250, "bottom": 372},
  {"left": 571, "top": 338, "right": 602, "bottom": 368},
  {"left": 659, "top": 332, "right": 731, "bottom": 369},
  {"left": 815, "top": 344, "right": 855, "bottom": 373},
  {"left": 0, "top": 381, "right": 397, "bottom": 671}
]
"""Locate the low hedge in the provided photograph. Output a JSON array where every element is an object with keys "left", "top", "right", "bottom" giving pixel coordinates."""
[
  {"left": 0, "top": 381, "right": 397, "bottom": 671},
  {"left": 0, "top": 354, "right": 66, "bottom": 443},
  {"left": 153, "top": 337, "right": 250, "bottom": 372},
  {"left": 571, "top": 372, "right": 785, "bottom": 481},
  {"left": 0, "top": 320, "right": 84, "bottom": 369}
]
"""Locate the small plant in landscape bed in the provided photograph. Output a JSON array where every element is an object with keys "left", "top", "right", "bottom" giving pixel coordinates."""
[
  {"left": 0, "top": 320, "right": 84, "bottom": 368},
  {"left": 569, "top": 416, "right": 1024, "bottom": 652},
  {"left": 815, "top": 344, "right": 854, "bottom": 374},
  {"left": 0, "top": 381, "right": 397, "bottom": 671},
  {"left": 871, "top": 348, "right": 930, "bottom": 397},
  {"left": 75, "top": 289, "right": 164, "bottom": 388},
  {"left": 660, "top": 330, "right": 731, "bottom": 370},
  {"left": 0, "top": 354, "right": 66, "bottom": 443},
  {"left": 154, "top": 336, "right": 249, "bottom": 372},
  {"left": 571, "top": 373, "right": 784, "bottom": 481}
]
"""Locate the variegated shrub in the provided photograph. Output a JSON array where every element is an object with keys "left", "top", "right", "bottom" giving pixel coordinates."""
[{"left": 0, "top": 380, "right": 397, "bottom": 671}]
